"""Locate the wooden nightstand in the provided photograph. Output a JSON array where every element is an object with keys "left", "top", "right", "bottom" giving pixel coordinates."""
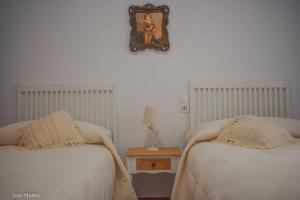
[{"left": 125, "top": 147, "right": 181, "bottom": 181}]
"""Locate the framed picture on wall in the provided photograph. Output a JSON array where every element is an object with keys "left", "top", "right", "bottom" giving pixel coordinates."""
[{"left": 129, "top": 4, "right": 170, "bottom": 52}]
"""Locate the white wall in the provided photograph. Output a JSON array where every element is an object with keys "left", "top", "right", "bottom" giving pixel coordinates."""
[{"left": 1, "top": 0, "right": 300, "bottom": 197}]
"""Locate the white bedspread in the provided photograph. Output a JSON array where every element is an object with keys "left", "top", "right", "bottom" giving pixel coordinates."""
[
  {"left": 0, "top": 144, "right": 115, "bottom": 200},
  {"left": 185, "top": 142, "right": 300, "bottom": 200}
]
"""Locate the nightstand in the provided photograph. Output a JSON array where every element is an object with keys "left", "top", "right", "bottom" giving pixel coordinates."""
[{"left": 125, "top": 147, "right": 181, "bottom": 181}]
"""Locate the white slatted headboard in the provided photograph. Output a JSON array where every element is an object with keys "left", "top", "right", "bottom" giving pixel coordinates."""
[
  {"left": 17, "top": 83, "right": 118, "bottom": 145},
  {"left": 189, "top": 81, "right": 291, "bottom": 129}
]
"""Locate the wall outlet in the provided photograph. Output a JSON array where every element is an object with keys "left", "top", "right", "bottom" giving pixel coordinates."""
[{"left": 179, "top": 96, "right": 190, "bottom": 113}]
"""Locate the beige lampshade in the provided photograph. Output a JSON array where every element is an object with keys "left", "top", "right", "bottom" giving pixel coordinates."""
[{"left": 143, "top": 106, "right": 157, "bottom": 125}]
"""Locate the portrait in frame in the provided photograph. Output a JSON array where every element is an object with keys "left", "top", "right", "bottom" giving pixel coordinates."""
[{"left": 129, "top": 4, "right": 170, "bottom": 52}]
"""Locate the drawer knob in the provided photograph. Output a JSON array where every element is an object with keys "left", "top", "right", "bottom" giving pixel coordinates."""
[{"left": 151, "top": 163, "right": 156, "bottom": 168}]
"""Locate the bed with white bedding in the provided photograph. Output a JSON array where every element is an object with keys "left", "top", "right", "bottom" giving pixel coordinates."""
[
  {"left": 172, "top": 117, "right": 300, "bottom": 200},
  {"left": 0, "top": 145, "right": 115, "bottom": 200},
  {"left": 185, "top": 141, "right": 300, "bottom": 200},
  {"left": 171, "top": 81, "right": 300, "bottom": 200},
  {"left": 0, "top": 83, "right": 137, "bottom": 200}
]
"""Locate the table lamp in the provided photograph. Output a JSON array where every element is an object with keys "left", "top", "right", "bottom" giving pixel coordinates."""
[{"left": 143, "top": 106, "right": 160, "bottom": 151}]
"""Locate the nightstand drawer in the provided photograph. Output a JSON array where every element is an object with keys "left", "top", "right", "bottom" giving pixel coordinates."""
[{"left": 136, "top": 158, "right": 171, "bottom": 170}]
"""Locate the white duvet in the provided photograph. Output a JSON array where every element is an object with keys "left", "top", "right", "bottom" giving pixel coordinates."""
[
  {"left": 0, "top": 144, "right": 115, "bottom": 200},
  {"left": 185, "top": 142, "right": 300, "bottom": 200}
]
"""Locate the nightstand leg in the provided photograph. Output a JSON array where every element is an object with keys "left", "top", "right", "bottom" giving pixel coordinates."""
[{"left": 129, "top": 174, "right": 133, "bottom": 183}]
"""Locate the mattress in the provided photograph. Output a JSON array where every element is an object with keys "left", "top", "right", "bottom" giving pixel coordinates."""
[
  {"left": 185, "top": 142, "right": 300, "bottom": 200},
  {"left": 0, "top": 144, "right": 115, "bottom": 200}
]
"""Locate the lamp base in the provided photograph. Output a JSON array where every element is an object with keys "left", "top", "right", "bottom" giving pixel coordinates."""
[{"left": 146, "top": 147, "right": 159, "bottom": 151}]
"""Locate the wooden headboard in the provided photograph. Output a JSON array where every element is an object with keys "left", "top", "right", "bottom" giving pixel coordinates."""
[
  {"left": 189, "top": 81, "right": 291, "bottom": 129},
  {"left": 17, "top": 83, "right": 118, "bottom": 145}
]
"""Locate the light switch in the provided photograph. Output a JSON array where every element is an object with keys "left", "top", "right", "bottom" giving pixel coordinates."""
[{"left": 179, "top": 96, "right": 190, "bottom": 113}]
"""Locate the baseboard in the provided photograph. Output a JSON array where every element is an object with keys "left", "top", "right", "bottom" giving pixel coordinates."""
[
  {"left": 138, "top": 195, "right": 170, "bottom": 198},
  {"left": 138, "top": 197, "right": 170, "bottom": 200}
]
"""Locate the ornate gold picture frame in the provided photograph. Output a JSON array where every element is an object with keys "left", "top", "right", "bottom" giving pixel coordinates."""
[{"left": 129, "top": 4, "right": 170, "bottom": 52}]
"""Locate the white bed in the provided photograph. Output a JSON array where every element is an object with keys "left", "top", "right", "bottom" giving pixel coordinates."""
[
  {"left": 171, "top": 81, "right": 300, "bottom": 200},
  {"left": 185, "top": 140, "right": 300, "bottom": 200},
  {"left": 0, "top": 83, "right": 130, "bottom": 200},
  {"left": 0, "top": 145, "right": 115, "bottom": 200}
]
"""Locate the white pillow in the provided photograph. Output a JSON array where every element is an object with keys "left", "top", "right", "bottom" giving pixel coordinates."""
[
  {"left": 215, "top": 116, "right": 293, "bottom": 149},
  {"left": 184, "top": 116, "right": 300, "bottom": 146},
  {"left": 18, "top": 111, "right": 85, "bottom": 149},
  {"left": 0, "top": 121, "right": 32, "bottom": 145},
  {"left": 76, "top": 121, "right": 112, "bottom": 144},
  {"left": 0, "top": 120, "right": 113, "bottom": 146},
  {"left": 264, "top": 117, "right": 300, "bottom": 138},
  {"left": 196, "top": 118, "right": 234, "bottom": 134},
  {"left": 184, "top": 118, "right": 233, "bottom": 146}
]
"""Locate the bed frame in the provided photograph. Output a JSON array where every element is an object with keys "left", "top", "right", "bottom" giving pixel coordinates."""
[
  {"left": 189, "top": 81, "right": 291, "bottom": 129},
  {"left": 17, "top": 83, "right": 118, "bottom": 146}
]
